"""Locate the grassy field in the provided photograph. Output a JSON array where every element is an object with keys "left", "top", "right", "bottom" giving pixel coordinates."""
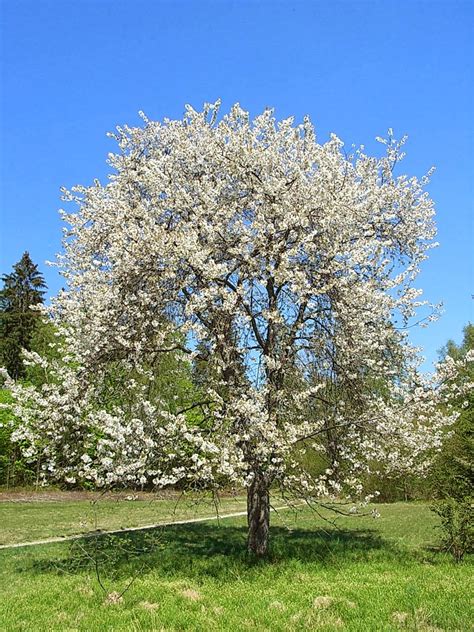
[
  {"left": 0, "top": 491, "right": 248, "bottom": 546},
  {"left": 0, "top": 499, "right": 472, "bottom": 631}
]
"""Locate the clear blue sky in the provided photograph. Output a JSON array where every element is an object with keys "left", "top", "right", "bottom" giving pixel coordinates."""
[{"left": 1, "top": 0, "right": 473, "bottom": 370}]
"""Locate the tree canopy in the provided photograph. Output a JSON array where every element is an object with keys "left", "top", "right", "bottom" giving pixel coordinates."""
[
  {"left": 432, "top": 323, "right": 473, "bottom": 500},
  {"left": 4, "top": 103, "right": 466, "bottom": 555}
]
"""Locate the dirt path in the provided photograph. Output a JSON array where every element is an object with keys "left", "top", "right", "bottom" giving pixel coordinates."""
[{"left": 0, "top": 504, "right": 299, "bottom": 551}]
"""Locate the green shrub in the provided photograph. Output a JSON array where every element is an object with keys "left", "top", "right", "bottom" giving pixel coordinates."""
[{"left": 431, "top": 498, "right": 473, "bottom": 562}]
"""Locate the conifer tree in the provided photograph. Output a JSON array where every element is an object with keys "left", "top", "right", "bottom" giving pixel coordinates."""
[{"left": 0, "top": 252, "right": 47, "bottom": 379}]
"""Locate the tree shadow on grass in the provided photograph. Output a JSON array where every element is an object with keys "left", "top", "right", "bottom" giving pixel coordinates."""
[{"left": 25, "top": 520, "right": 401, "bottom": 582}]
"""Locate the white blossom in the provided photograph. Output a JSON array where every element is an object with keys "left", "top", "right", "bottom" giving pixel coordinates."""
[{"left": 3, "top": 102, "right": 467, "bottom": 502}]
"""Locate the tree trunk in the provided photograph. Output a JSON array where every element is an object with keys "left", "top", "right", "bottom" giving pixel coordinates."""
[{"left": 247, "top": 472, "right": 270, "bottom": 557}]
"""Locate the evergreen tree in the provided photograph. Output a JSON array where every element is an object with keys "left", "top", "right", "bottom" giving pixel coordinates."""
[{"left": 0, "top": 252, "right": 47, "bottom": 379}]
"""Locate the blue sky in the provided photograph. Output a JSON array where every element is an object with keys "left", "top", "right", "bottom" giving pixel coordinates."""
[{"left": 1, "top": 0, "right": 473, "bottom": 369}]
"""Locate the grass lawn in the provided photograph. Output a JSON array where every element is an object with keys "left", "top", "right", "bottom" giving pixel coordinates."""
[
  {"left": 0, "top": 491, "right": 248, "bottom": 546},
  {"left": 0, "top": 500, "right": 472, "bottom": 631}
]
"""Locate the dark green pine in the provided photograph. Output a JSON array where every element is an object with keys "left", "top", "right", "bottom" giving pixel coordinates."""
[{"left": 0, "top": 252, "right": 47, "bottom": 379}]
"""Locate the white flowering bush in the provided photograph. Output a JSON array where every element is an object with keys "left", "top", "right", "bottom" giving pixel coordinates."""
[{"left": 2, "top": 102, "right": 468, "bottom": 555}]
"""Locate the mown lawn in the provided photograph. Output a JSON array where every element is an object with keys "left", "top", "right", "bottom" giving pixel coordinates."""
[
  {"left": 0, "top": 492, "right": 248, "bottom": 546},
  {"left": 0, "top": 501, "right": 472, "bottom": 631}
]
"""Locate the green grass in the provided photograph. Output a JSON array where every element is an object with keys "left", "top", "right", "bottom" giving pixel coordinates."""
[
  {"left": 0, "top": 501, "right": 472, "bottom": 631},
  {"left": 0, "top": 493, "right": 248, "bottom": 546}
]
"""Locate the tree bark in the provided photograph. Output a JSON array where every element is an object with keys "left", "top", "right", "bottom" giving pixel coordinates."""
[{"left": 247, "top": 472, "right": 270, "bottom": 557}]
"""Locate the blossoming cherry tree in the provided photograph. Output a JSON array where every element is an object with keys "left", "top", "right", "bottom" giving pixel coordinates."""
[{"left": 5, "top": 102, "right": 462, "bottom": 556}]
